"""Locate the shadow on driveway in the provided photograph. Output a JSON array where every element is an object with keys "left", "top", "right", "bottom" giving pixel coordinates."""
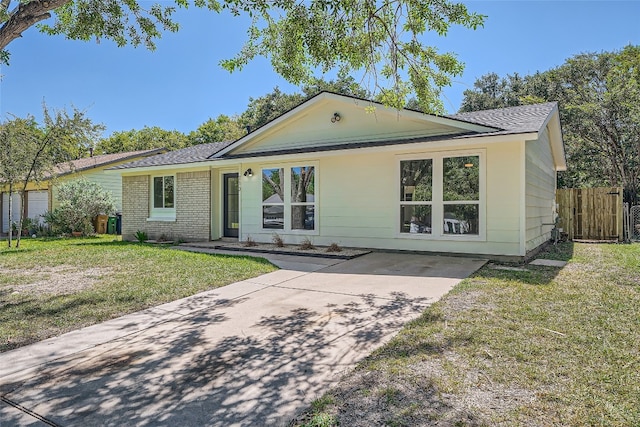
[{"left": 0, "top": 252, "right": 485, "bottom": 426}]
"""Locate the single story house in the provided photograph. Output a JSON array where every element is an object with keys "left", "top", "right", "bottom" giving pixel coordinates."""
[
  {"left": 1, "top": 148, "right": 165, "bottom": 233},
  {"left": 113, "top": 92, "right": 566, "bottom": 259}
]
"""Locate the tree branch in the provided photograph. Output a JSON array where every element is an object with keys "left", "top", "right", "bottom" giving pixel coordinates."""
[
  {"left": 1, "top": 0, "right": 12, "bottom": 15},
  {"left": 0, "top": 0, "right": 70, "bottom": 51}
]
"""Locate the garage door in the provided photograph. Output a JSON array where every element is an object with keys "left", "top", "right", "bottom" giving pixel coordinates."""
[
  {"left": 27, "top": 190, "right": 49, "bottom": 225},
  {"left": 1, "top": 192, "right": 21, "bottom": 233}
]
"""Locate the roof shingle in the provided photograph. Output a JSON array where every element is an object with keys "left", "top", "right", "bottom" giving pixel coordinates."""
[
  {"left": 110, "top": 141, "right": 233, "bottom": 169},
  {"left": 112, "top": 101, "right": 558, "bottom": 170},
  {"left": 447, "top": 102, "right": 557, "bottom": 134},
  {"left": 52, "top": 148, "right": 166, "bottom": 176}
]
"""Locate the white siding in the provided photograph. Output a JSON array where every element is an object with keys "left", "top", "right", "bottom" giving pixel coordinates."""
[
  {"left": 525, "top": 127, "right": 556, "bottom": 252},
  {"left": 1, "top": 192, "right": 21, "bottom": 233},
  {"left": 27, "top": 191, "right": 49, "bottom": 225},
  {"left": 235, "top": 139, "right": 524, "bottom": 257},
  {"left": 53, "top": 168, "right": 124, "bottom": 212}
]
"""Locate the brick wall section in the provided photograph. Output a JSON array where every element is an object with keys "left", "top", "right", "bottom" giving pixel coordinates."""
[
  {"left": 122, "top": 175, "right": 149, "bottom": 241},
  {"left": 122, "top": 171, "right": 211, "bottom": 242}
]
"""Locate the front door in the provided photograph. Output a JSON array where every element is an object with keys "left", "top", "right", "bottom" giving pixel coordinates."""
[{"left": 223, "top": 173, "right": 239, "bottom": 238}]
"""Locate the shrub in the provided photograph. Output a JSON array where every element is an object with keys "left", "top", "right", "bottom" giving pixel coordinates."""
[
  {"left": 326, "top": 242, "right": 342, "bottom": 252},
  {"left": 299, "top": 237, "right": 315, "bottom": 250},
  {"left": 44, "top": 179, "right": 115, "bottom": 236},
  {"left": 135, "top": 230, "right": 148, "bottom": 243},
  {"left": 244, "top": 235, "right": 257, "bottom": 247}
]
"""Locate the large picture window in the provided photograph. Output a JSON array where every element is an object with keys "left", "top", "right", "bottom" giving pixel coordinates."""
[
  {"left": 399, "top": 153, "right": 482, "bottom": 238},
  {"left": 291, "top": 166, "right": 315, "bottom": 230},
  {"left": 443, "top": 156, "right": 479, "bottom": 235},
  {"left": 400, "top": 159, "right": 432, "bottom": 234},
  {"left": 262, "top": 165, "right": 315, "bottom": 231},
  {"left": 262, "top": 168, "right": 284, "bottom": 229}
]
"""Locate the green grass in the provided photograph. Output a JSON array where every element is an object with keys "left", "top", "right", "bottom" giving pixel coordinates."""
[
  {"left": 299, "top": 242, "right": 640, "bottom": 426},
  {"left": 0, "top": 236, "right": 277, "bottom": 352}
]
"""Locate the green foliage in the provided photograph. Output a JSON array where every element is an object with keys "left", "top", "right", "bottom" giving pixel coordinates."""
[
  {"left": 240, "top": 87, "right": 305, "bottom": 131},
  {"left": 2, "top": 1, "right": 485, "bottom": 111},
  {"left": 459, "top": 45, "right": 640, "bottom": 203},
  {"left": 0, "top": 105, "right": 103, "bottom": 247},
  {"left": 44, "top": 179, "right": 116, "bottom": 235},
  {"left": 239, "top": 73, "right": 373, "bottom": 131},
  {"left": 187, "top": 114, "right": 245, "bottom": 145},
  {"left": 222, "top": 0, "right": 484, "bottom": 113},
  {"left": 0, "top": 236, "right": 277, "bottom": 353},
  {"left": 135, "top": 230, "right": 149, "bottom": 243},
  {"left": 95, "top": 126, "right": 188, "bottom": 154}
]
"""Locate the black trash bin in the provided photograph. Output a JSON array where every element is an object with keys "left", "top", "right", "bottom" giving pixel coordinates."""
[{"left": 115, "top": 213, "right": 122, "bottom": 235}]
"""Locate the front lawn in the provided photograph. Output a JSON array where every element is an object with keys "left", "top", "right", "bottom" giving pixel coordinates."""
[
  {"left": 297, "top": 242, "right": 640, "bottom": 427},
  {"left": 0, "top": 236, "right": 277, "bottom": 353}
]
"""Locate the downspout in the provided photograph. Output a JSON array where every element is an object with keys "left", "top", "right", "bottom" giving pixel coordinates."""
[{"left": 519, "top": 140, "right": 527, "bottom": 257}]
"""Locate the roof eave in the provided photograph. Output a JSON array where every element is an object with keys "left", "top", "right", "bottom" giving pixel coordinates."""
[
  {"left": 55, "top": 148, "right": 168, "bottom": 178},
  {"left": 545, "top": 107, "right": 567, "bottom": 171},
  {"left": 215, "top": 92, "right": 502, "bottom": 158}
]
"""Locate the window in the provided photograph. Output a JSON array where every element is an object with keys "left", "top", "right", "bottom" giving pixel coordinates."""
[
  {"left": 400, "top": 159, "right": 432, "bottom": 234},
  {"left": 153, "top": 176, "right": 174, "bottom": 208},
  {"left": 262, "top": 165, "right": 316, "bottom": 231},
  {"left": 399, "top": 153, "right": 482, "bottom": 238},
  {"left": 291, "top": 166, "right": 315, "bottom": 230},
  {"left": 443, "top": 156, "right": 479, "bottom": 235},
  {"left": 262, "top": 168, "right": 284, "bottom": 229},
  {"left": 150, "top": 175, "right": 175, "bottom": 220}
]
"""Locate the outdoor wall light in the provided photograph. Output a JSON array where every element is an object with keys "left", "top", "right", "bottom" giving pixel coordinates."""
[
  {"left": 331, "top": 112, "right": 341, "bottom": 123},
  {"left": 464, "top": 163, "right": 474, "bottom": 168},
  {"left": 244, "top": 168, "right": 253, "bottom": 177}
]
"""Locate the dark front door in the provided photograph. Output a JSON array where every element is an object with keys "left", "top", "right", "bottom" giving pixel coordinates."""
[{"left": 223, "top": 173, "right": 240, "bottom": 238}]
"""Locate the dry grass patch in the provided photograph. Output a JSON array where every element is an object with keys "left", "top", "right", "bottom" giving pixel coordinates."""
[
  {"left": 0, "top": 236, "right": 276, "bottom": 352},
  {"left": 294, "top": 242, "right": 640, "bottom": 427}
]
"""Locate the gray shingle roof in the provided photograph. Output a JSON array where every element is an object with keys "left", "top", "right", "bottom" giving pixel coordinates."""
[
  {"left": 447, "top": 102, "right": 557, "bottom": 135},
  {"left": 111, "top": 141, "right": 233, "bottom": 169},
  {"left": 113, "top": 101, "right": 558, "bottom": 170},
  {"left": 50, "top": 148, "right": 166, "bottom": 177}
]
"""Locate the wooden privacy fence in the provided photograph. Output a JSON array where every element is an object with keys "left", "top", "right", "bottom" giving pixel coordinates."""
[{"left": 556, "top": 187, "right": 624, "bottom": 241}]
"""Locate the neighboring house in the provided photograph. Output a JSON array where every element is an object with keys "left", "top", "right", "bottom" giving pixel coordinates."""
[
  {"left": 1, "top": 149, "right": 165, "bottom": 233},
  {"left": 113, "top": 92, "right": 566, "bottom": 259}
]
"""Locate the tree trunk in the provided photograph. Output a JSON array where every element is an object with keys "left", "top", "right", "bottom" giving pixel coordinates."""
[
  {"left": 15, "top": 189, "right": 26, "bottom": 248},
  {"left": 0, "top": 0, "right": 70, "bottom": 51},
  {"left": 7, "top": 183, "right": 12, "bottom": 248}
]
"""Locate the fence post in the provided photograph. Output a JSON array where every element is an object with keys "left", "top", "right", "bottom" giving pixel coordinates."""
[{"left": 623, "top": 202, "right": 629, "bottom": 242}]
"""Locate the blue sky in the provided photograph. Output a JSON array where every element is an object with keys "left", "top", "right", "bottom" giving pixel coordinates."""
[{"left": 0, "top": 1, "right": 638, "bottom": 137}]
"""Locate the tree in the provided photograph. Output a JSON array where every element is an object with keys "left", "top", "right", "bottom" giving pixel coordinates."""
[
  {"left": 0, "top": 116, "right": 38, "bottom": 248},
  {"left": 0, "top": 105, "right": 103, "bottom": 247},
  {"left": 300, "top": 70, "right": 371, "bottom": 100},
  {"left": 0, "top": 0, "right": 485, "bottom": 111},
  {"left": 459, "top": 72, "right": 536, "bottom": 112},
  {"left": 239, "top": 87, "right": 305, "bottom": 131},
  {"left": 239, "top": 75, "right": 372, "bottom": 130},
  {"left": 458, "top": 46, "right": 640, "bottom": 203},
  {"left": 44, "top": 179, "right": 116, "bottom": 235},
  {"left": 95, "top": 126, "right": 188, "bottom": 154},
  {"left": 187, "top": 114, "right": 245, "bottom": 145}
]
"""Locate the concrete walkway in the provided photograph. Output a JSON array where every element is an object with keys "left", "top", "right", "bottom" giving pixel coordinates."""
[{"left": 0, "top": 251, "right": 486, "bottom": 427}]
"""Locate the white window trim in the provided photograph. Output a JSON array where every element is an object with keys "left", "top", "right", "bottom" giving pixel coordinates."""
[
  {"left": 261, "top": 163, "right": 319, "bottom": 235},
  {"left": 397, "top": 150, "right": 486, "bottom": 241},
  {"left": 149, "top": 174, "right": 176, "bottom": 220}
]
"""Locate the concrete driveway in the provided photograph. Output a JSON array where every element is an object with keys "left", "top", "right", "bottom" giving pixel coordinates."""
[{"left": 0, "top": 251, "right": 486, "bottom": 426}]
